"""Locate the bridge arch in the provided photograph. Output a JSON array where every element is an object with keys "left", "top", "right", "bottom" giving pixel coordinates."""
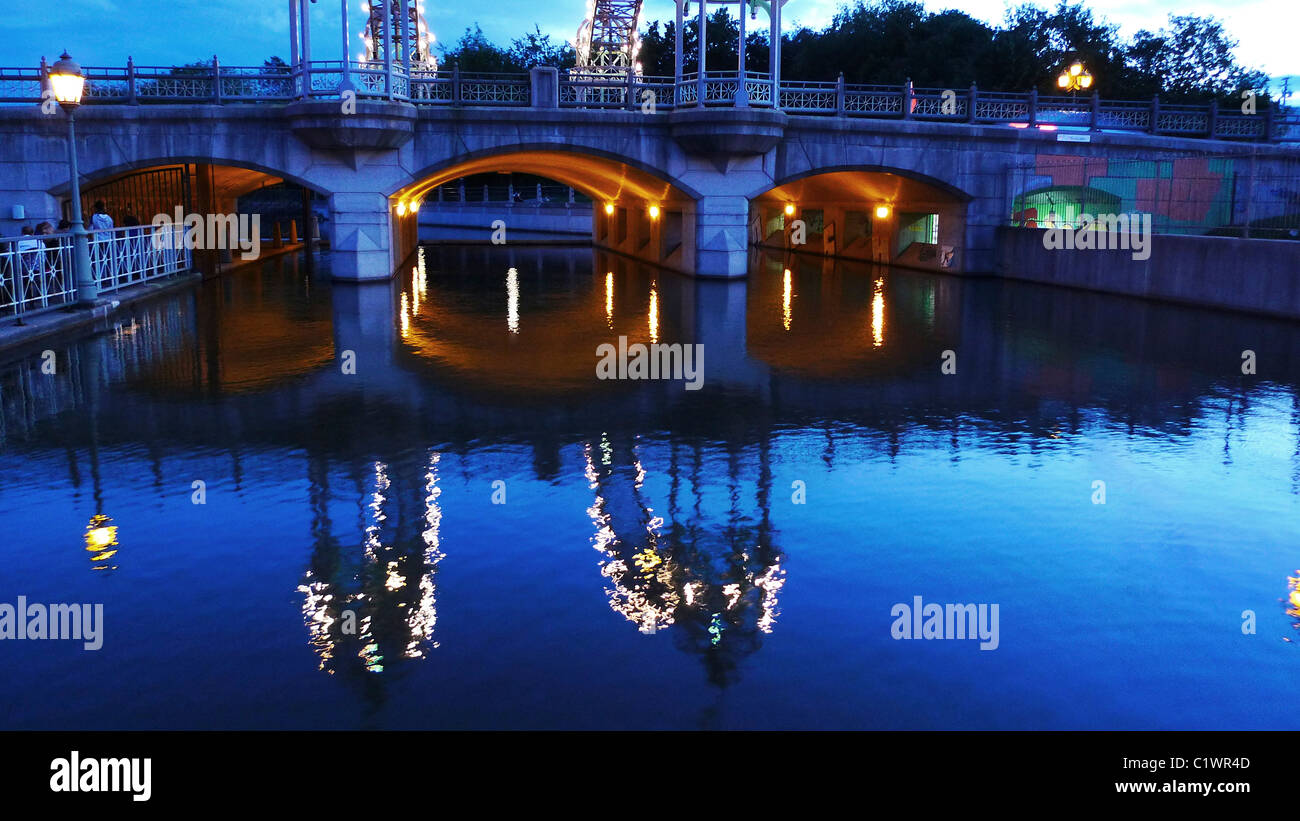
[
  {"left": 48, "top": 156, "right": 333, "bottom": 201},
  {"left": 390, "top": 145, "right": 702, "bottom": 274},
  {"left": 392, "top": 143, "right": 701, "bottom": 204},
  {"left": 43, "top": 156, "right": 332, "bottom": 271},
  {"left": 749, "top": 165, "right": 974, "bottom": 272},
  {"left": 756, "top": 165, "right": 974, "bottom": 204}
]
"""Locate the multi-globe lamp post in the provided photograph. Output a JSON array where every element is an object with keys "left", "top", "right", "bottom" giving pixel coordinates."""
[
  {"left": 47, "top": 52, "right": 98, "bottom": 305},
  {"left": 1057, "top": 61, "right": 1093, "bottom": 97}
]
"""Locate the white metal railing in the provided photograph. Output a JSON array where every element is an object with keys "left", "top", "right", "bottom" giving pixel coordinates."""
[
  {"left": 0, "top": 226, "right": 191, "bottom": 320},
  {"left": 0, "top": 233, "right": 75, "bottom": 318},
  {"left": 91, "top": 225, "right": 191, "bottom": 292}
]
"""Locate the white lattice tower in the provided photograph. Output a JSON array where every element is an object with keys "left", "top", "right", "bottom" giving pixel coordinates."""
[
  {"left": 575, "top": 0, "right": 643, "bottom": 76},
  {"left": 360, "top": 0, "right": 437, "bottom": 71}
]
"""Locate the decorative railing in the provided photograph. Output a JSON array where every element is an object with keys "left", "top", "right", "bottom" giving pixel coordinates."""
[
  {"left": 91, "top": 225, "right": 192, "bottom": 293},
  {"left": 429, "top": 182, "right": 587, "bottom": 206},
  {"left": 0, "top": 226, "right": 191, "bottom": 320},
  {"left": 0, "top": 233, "right": 75, "bottom": 318},
  {"left": 2, "top": 59, "right": 1293, "bottom": 142},
  {"left": 674, "top": 70, "right": 778, "bottom": 108}
]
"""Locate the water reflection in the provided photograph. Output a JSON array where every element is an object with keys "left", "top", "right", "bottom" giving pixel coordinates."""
[
  {"left": 3, "top": 244, "right": 1300, "bottom": 727},
  {"left": 297, "top": 451, "right": 445, "bottom": 679},
  {"left": 83, "top": 513, "right": 119, "bottom": 570},
  {"left": 1288, "top": 573, "right": 1300, "bottom": 641},
  {"left": 583, "top": 432, "right": 786, "bottom": 686}
]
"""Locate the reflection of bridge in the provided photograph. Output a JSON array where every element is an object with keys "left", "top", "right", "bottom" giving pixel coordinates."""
[
  {"left": 0, "top": 1, "right": 1296, "bottom": 283},
  {"left": 5, "top": 245, "right": 1300, "bottom": 687}
]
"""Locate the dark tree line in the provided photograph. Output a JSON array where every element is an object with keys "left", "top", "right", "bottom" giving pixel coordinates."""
[
  {"left": 437, "top": 1, "right": 1268, "bottom": 103},
  {"left": 436, "top": 24, "right": 575, "bottom": 72}
]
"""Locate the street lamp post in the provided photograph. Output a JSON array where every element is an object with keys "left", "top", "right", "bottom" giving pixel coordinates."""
[{"left": 48, "top": 52, "right": 97, "bottom": 305}]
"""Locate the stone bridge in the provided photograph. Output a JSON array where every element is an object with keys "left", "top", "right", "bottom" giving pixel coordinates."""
[{"left": 1, "top": 68, "right": 1297, "bottom": 280}]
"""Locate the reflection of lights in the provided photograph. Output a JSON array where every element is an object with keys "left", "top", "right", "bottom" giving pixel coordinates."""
[
  {"left": 299, "top": 452, "right": 445, "bottom": 676},
  {"left": 871, "top": 278, "right": 885, "bottom": 348},
  {"left": 648, "top": 204, "right": 660, "bottom": 220},
  {"left": 400, "top": 291, "right": 411, "bottom": 338},
  {"left": 604, "top": 202, "right": 615, "bottom": 215},
  {"left": 648, "top": 285, "right": 659, "bottom": 343},
  {"left": 582, "top": 443, "right": 679, "bottom": 635},
  {"left": 722, "top": 583, "right": 742, "bottom": 610},
  {"left": 506, "top": 267, "right": 520, "bottom": 334},
  {"left": 875, "top": 205, "right": 891, "bottom": 219},
  {"left": 416, "top": 247, "right": 428, "bottom": 299},
  {"left": 605, "top": 271, "right": 614, "bottom": 328},
  {"left": 84, "top": 513, "right": 119, "bottom": 568},
  {"left": 755, "top": 561, "right": 786, "bottom": 634},
  {"left": 409, "top": 450, "right": 445, "bottom": 658},
  {"left": 783, "top": 203, "right": 795, "bottom": 217},
  {"left": 385, "top": 561, "right": 406, "bottom": 591},
  {"left": 782, "top": 268, "right": 792, "bottom": 331}
]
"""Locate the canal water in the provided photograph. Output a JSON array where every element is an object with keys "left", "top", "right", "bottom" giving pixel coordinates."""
[{"left": 1, "top": 245, "right": 1297, "bottom": 729}]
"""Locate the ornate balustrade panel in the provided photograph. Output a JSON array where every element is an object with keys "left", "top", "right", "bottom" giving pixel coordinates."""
[
  {"left": 560, "top": 71, "right": 630, "bottom": 109},
  {"left": 1215, "top": 114, "right": 1267, "bottom": 140},
  {"left": 911, "top": 87, "right": 968, "bottom": 120},
  {"left": 844, "top": 84, "right": 904, "bottom": 116},
  {"left": 745, "top": 76, "right": 773, "bottom": 107},
  {"left": 409, "top": 71, "right": 453, "bottom": 103},
  {"left": 778, "top": 81, "right": 836, "bottom": 113},
  {"left": 1034, "top": 94, "right": 1091, "bottom": 127},
  {"left": 132, "top": 65, "right": 217, "bottom": 102},
  {"left": 635, "top": 76, "right": 676, "bottom": 110},
  {"left": 973, "top": 92, "right": 1030, "bottom": 123},
  {"left": 218, "top": 67, "right": 295, "bottom": 101},
  {"left": 1096, "top": 100, "right": 1151, "bottom": 131},
  {"left": 0, "top": 67, "right": 42, "bottom": 104},
  {"left": 81, "top": 66, "right": 131, "bottom": 103},
  {"left": 457, "top": 73, "right": 530, "bottom": 106},
  {"left": 1156, "top": 105, "right": 1210, "bottom": 135}
]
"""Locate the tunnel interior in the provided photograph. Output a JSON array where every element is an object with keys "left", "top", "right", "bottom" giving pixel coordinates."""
[
  {"left": 390, "top": 150, "right": 697, "bottom": 274},
  {"left": 752, "top": 170, "right": 969, "bottom": 273},
  {"left": 61, "top": 162, "right": 328, "bottom": 274}
]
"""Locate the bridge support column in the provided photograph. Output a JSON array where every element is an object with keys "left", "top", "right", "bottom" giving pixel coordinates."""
[
  {"left": 329, "top": 192, "right": 394, "bottom": 281},
  {"left": 693, "top": 196, "right": 751, "bottom": 278}
]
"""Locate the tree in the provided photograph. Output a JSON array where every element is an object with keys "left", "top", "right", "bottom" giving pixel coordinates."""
[
  {"left": 509, "top": 26, "right": 576, "bottom": 70},
  {"left": 1127, "top": 16, "right": 1269, "bottom": 102},
  {"left": 438, "top": 25, "right": 519, "bottom": 72}
]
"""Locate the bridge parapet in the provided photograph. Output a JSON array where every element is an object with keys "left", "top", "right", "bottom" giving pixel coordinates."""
[{"left": 2, "top": 60, "right": 1292, "bottom": 143}]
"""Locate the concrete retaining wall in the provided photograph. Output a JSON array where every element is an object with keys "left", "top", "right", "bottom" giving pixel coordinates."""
[{"left": 995, "top": 226, "right": 1300, "bottom": 319}]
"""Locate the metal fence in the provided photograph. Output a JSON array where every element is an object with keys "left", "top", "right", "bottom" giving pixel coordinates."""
[
  {"left": 0, "top": 234, "right": 75, "bottom": 318},
  {"left": 429, "top": 183, "right": 589, "bottom": 206},
  {"left": 2, "top": 59, "right": 1294, "bottom": 142},
  {"left": 1008, "top": 151, "right": 1300, "bottom": 238},
  {"left": 1, "top": 226, "right": 192, "bottom": 320}
]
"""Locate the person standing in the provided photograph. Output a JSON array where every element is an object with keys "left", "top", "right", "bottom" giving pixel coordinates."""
[
  {"left": 90, "top": 201, "right": 115, "bottom": 284},
  {"left": 90, "top": 200, "right": 114, "bottom": 238}
]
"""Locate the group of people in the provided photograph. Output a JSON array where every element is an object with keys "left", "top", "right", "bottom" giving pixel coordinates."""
[{"left": 5, "top": 202, "right": 128, "bottom": 310}]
